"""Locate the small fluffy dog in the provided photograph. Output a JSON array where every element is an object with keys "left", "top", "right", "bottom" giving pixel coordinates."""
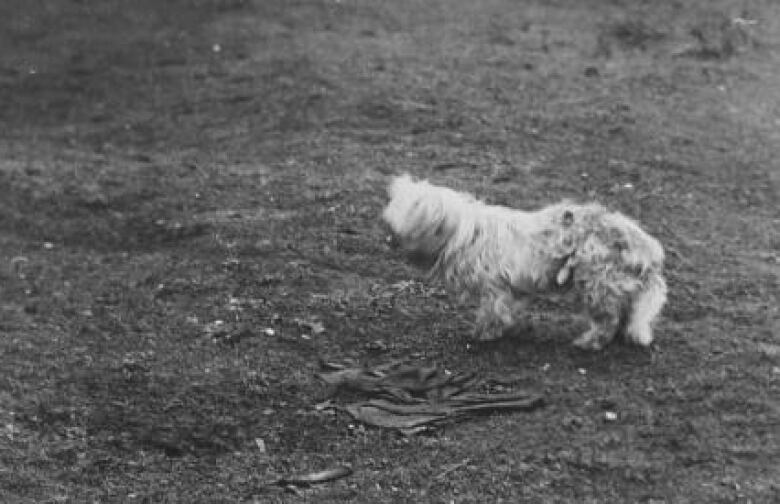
[{"left": 382, "top": 174, "right": 667, "bottom": 350}]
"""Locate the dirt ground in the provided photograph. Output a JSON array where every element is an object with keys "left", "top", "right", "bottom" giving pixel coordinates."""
[{"left": 1, "top": 0, "right": 778, "bottom": 502}]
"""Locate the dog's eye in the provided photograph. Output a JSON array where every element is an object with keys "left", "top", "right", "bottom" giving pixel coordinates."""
[{"left": 562, "top": 210, "right": 574, "bottom": 227}]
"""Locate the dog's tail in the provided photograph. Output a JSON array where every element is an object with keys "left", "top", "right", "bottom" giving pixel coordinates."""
[
  {"left": 382, "top": 174, "right": 478, "bottom": 264},
  {"left": 625, "top": 270, "right": 667, "bottom": 346}
]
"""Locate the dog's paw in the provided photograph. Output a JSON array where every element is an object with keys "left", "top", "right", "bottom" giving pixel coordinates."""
[
  {"left": 472, "top": 329, "right": 504, "bottom": 342},
  {"left": 471, "top": 320, "right": 505, "bottom": 342},
  {"left": 572, "top": 333, "right": 606, "bottom": 351}
]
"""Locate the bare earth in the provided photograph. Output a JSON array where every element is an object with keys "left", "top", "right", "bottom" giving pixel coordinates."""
[{"left": 1, "top": 1, "right": 778, "bottom": 502}]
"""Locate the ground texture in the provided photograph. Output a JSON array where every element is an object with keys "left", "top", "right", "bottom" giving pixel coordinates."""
[{"left": 1, "top": 0, "right": 779, "bottom": 502}]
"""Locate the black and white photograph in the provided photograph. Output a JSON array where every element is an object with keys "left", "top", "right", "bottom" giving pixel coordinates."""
[{"left": 0, "top": 0, "right": 778, "bottom": 502}]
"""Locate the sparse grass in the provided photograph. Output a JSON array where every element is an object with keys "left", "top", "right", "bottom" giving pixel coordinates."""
[{"left": 1, "top": 0, "right": 779, "bottom": 502}]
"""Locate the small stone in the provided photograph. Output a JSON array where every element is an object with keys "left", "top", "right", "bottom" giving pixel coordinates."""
[
  {"left": 294, "top": 317, "right": 325, "bottom": 335},
  {"left": 604, "top": 411, "right": 618, "bottom": 422},
  {"left": 203, "top": 320, "right": 228, "bottom": 338},
  {"left": 365, "top": 339, "right": 387, "bottom": 351},
  {"left": 584, "top": 66, "right": 599, "bottom": 77}
]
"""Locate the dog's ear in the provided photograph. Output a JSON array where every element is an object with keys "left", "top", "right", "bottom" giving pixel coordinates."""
[{"left": 562, "top": 210, "right": 574, "bottom": 227}]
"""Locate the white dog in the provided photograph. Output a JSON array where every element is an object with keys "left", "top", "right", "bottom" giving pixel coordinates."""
[{"left": 382, "top": 174, "right": 667, "bottom": 350}]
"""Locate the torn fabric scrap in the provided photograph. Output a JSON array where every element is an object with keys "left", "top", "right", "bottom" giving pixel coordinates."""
[{"left": 317, "top": 362, "right": 545, "bottom": 434}]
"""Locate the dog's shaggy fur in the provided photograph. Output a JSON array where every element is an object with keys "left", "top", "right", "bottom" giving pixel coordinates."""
[{"left": 382, "top": 174, "right": 667, "bottom": 350}]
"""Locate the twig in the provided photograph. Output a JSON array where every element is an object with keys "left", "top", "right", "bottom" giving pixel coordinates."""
[{"left": 434, "top": 458, "right": 471, "bottom": 480}]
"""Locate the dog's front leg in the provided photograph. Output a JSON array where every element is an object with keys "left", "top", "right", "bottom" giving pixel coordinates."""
[
  {"left": 473, "top": 291, "right": 519, "bottom": 341},
  {"left": 473, "top": 296, "right": 503, "bottom": 341}
]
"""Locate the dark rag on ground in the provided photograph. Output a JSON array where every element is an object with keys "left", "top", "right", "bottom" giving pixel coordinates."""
[{"left": 317, "top": 361, "right": 545, "bottom": 435}]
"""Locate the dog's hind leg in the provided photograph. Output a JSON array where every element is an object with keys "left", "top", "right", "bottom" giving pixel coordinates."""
[
  {"left": 573, "top": 292, "right": 625, "bottom": 351},
  {"left": 625, "top": 272, "right": 667, "bottom": 346}
]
